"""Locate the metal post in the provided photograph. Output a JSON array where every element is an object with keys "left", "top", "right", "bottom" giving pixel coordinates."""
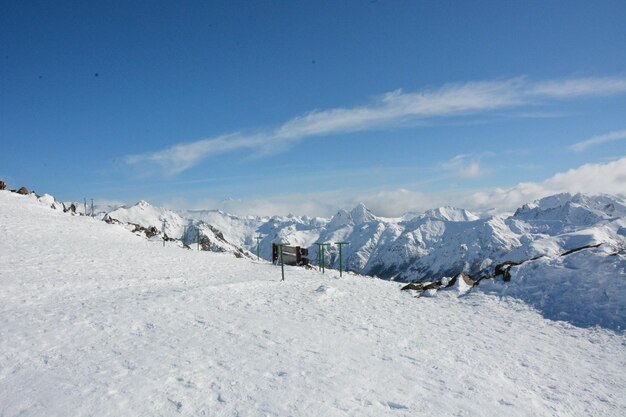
[
  {"left": 314, "top": 243, "right": 323, "bottom": 271},
  {"left": 90, "top": 198, "right": 94, "bottom": 217},
  {"left": 316, "top": 243, "right": 331, "bottom": 274},
  {"left": 275, "top": 242, "right": 288, "bottom": 281},
  {"left": 280, "top": 245, "right": 285, "bottom": 282},
  {"left": 162, "top": 219, "right": 167, "bottom": 247},
  {"left": 255, "top": 235, "right": 263, "bottom": 260},
  {"left": 335, "top": 242, "right": 350, "bottom": 277},
  {"left": 84, "top": 198, "right": 87, "bottom": 216},
  {"left": 197, "top": 228, "right": 200, "bottom": 251}
]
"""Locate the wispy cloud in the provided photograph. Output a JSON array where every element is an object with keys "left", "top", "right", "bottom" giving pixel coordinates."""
[
  {"left": 123, "top": 75, "right": 626, "bottom": 175},
  {"left": 440, "top": 153, "right": 492, "bottom": 179},
  {"left": 569, "top": 129, "right": 626, "bottom": 152}
]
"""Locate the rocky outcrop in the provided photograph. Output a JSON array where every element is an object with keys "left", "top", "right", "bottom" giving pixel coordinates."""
[
  {"left": 103, "top": 215, "right": 120, "bottom": 224},
  {"left": 127, "top": 222, "right": 159, "bottom": 238},
  {"left": 0, "top": 181, "right": 5, "bottom": 191},
  {"left": 401, "top": 275, "right": 460, "bottom": 292},
  {"left": 16, "top": 187, "right": 29, "bottom": 195},
  {"left": 560, "top": 243, "right": 602, "bottom": 256},
  {"left": 63, "top": 203, "right": 77, "bottom": 214},
  {"left": 403, "top": 243, "right": 608, "bottom": 297}
]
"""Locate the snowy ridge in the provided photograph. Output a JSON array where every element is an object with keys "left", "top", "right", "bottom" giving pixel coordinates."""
[{"left": 105, "top": 201, "right": 253, "bottom": 257}]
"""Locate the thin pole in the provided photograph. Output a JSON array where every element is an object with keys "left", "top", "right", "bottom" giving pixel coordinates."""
[
  {"left": 162, "top": 219, "right": 167, "bottom": 247},
  {"left": 317, "top": 243, "right": 331, "bottom": 274},
  {"left": 280, "top": 245, "right": 285, "bottom": 281},
  {"left": 84, "top": 198, "right": 87, "bottom": 216},
  {"left": 314, "top": 243, "right": 321, "bottom": 270},
  {"left": 255, "top": 235, "right": 263, "bottom": 260},
  {"left": 90, "top": 198, "right": 94, "bottom": 217},
  {"left": 275, "top": 242, "right": 288, "bottom": 281},
  {"left": 197, "top": 228, "right": 200, "bottom": 251},
  {"left": 335, "top": 242, "right": 350, "bottom": 277}
]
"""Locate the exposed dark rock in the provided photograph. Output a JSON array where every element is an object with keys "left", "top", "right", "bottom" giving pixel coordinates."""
[
  {"left": 63, "top": 203, "right": 77, "bottom": 214},
  {"left": 199, "top": 234, "right": 213, "bottom": 251},
  {"left": 401, "top": 280, "right": 443, "bottom": 292},
  {"left": 17, "top": 186, "right": 29, "bottom": 195},
  {"left": 0, "top": 181, "right": 5, "bottom": 190},
  {"left": 104, "top": 215, "right": 120, "bottom": 224},
  {"left": 127, "top": 222, "right": 159, "bottom": 238},
  {"left": 459, "top": 273, "right": 475, "bottom": 287},
  {"left": 443, "top": 276, "right": 458, "bottom": 289},
  {"left": 560, "top": 243, "right": 602, "bottom": 256},
  {"left": 401, "top": 282, "right": 429, "bottom": 291},
  {"left": 494, "top": 261, "right": 522, "bottom": 282}
]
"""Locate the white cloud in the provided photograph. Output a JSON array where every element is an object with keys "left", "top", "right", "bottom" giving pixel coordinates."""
[
  {"left": 440, "top": 154, "right": 488, "bottom": 179},
  {"left": 529, "top": 77, "right": 626, "bottom": 98},
  {"left": 123, "top": 75, "right": 626, "bottom": 175},
  {"left": 569, "top": 129, "right": 626, "bottom": 152},
  {"left": 162, "top": 157, "right": 626, "bottom": 218}
]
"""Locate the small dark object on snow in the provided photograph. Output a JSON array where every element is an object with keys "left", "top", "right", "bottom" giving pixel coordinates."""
[
  {"left": 64, "top": 203, "right": 77, "bottom": 214},
  {"left": 0, "top": 181, "right": 5, "bottom": 190},
  {"left": 17, "top": 186, "right": 29, "bottom": 195}
]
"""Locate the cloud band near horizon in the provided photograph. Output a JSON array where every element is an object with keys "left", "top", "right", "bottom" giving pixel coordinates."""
[
  {"left": 123, "top": 75, "right": 626, "bottom": 175},
  {"left": 163, "top": 156, "right": 626, "bottom": 218}
]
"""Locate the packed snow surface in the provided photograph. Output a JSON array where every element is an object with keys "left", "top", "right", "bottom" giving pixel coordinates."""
[{"left": 1, "top": 191, "right": 625, "bottom": 416}]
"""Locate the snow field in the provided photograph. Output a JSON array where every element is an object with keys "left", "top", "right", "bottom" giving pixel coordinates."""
[{"left": 1, "top": 191, "right": 625, "bottom": 416}]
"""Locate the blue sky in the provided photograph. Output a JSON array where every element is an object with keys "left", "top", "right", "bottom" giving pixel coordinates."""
[{"left": 2, "top": 0, "right": 626, "bottom": 216}]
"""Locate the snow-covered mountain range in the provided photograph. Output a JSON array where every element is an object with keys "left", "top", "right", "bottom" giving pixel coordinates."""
[{"left": 96, "top": 192, "right": 626, "bottom": 283}]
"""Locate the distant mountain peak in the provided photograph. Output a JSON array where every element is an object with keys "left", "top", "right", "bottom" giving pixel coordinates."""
[
  {"left": 421, "top": 206, "right": 479, "bottom": 222},
  {"left": 350, "top": 203, "right": 376, "bottom": 224}
]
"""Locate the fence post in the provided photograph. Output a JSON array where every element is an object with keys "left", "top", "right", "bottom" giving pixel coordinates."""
[
  {"left": 314, "top": 243, "right": 323, "bottom": 270},
  {"left": 162, "top": 219, "right": 167, "bottom": 247},
  {"left": 315, "top": 242, "right": 331, "bottom": 274},
  {"left": 275, "top": 242, "right": 288, "bottom": 281},
  {"left": 335, "top": 242, "right": 350, "bottom": 277},
  {"left": 255, "top": 235, "right": 263, "bottom": 260}
]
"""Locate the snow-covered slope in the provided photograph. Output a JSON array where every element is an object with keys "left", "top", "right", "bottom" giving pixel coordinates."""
[{"left": 1, "top": 189, "right": 625, "bottom": 416}]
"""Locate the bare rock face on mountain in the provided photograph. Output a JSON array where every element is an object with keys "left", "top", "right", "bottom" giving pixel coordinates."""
[{"left": 17, "top": 187, "right": 29, "bottom": 195}]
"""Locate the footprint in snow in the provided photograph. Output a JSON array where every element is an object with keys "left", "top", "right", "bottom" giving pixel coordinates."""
[
  {"left": 168, "top": 398, "right": 183, "bottom": 412},
  {"left": 386, "top": 401, "right": 408, "bottom": 410}
]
